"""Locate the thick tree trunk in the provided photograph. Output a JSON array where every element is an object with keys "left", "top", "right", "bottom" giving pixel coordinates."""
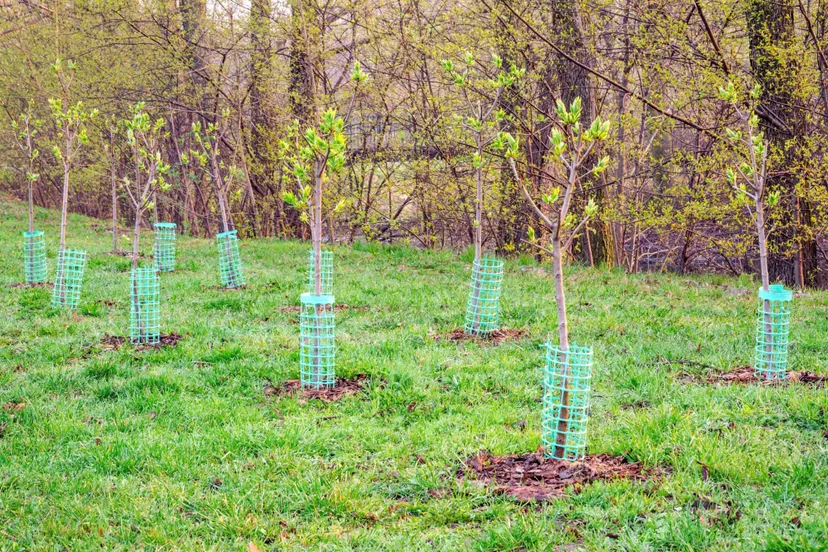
[
  {"left": 747, "top": 0, "right": 817, "bottom": 286},
  {"left": 180, "top": 0, "right": 207, "bottom": 114},
  {"left": 551, "top": 0, "right": 609, "bottom": 266},
  {"left": 247, "top": 0, "right": 272, "bottom": 237}
]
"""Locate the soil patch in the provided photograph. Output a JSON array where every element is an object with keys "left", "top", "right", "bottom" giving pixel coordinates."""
[
  {"left": 97, "top": 333, "right": 184, "bottom": 352},
  {"left": 105, "top": 249, "right": 135, "bottom": 257},
  {"left": 265, "top": 374, "right": 370, "bottom": 403},
  {"left": 701, "top": 366, "right": 828, "bottom": 386},
  {"left": 278, "top": 304, "right": 370, "bottom": 313},
  {"left": 460, "top": 451, "right": 657, "bottom": 502},
  {"left": 208, "top": 285, "right": 247, "bottom": 292},
  {"left": 436, "top": 328, "right": 527, "bottom": 346}
]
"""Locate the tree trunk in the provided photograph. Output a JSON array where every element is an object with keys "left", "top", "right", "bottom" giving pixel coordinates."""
[
  {"left": 111, "top": 151, "right": 119, "bottom": 252},
  {"left": 747, "top": 0, "right": 814, "bottom": 286},
  {"left": 59, "top": 159, "right": 70, "bottom": 251},
  {"left": 551, "top": 0, "right": 608, "bottom": 266},
  {"left": 248, "top": 0, "right": 273, "bottom": 236},
  {"left": 551, "top": 234, "right": 571, "bottom": 459},
  {"left": 180, "top": 0, "right": 207, "bottom": 115}
]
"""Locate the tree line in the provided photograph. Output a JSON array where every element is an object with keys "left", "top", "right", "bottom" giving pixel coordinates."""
[{"left": 0, "top": 0, "right": 826, "bottom": 287}]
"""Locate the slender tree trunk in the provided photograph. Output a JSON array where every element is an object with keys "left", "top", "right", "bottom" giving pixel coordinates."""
[
  {"left": 755, "top": 194, "right": 775, "bottom": 373},
  {"left": 132, "top": 208, "right": 141, "bottom": 271},
  {"left": 59, "top": 159, "right": 70, "bottom": 251},
  {"left": 26, "top": 123, "right": 34, "bottom": 233},
  {"left": 313, "top": 158, "right": 323, "bottom": 295},
  {"left": 551, "top": 234, "right": 571, "bottom": 459},
  {"left": 474, "top": 132, "right": 483, "bottom": 262},
  {"left": 28, "top": 177, "right": 34, "bottom": 234},
  {"left": 111, "top": 154, "right": 119, "bottom": 252}
]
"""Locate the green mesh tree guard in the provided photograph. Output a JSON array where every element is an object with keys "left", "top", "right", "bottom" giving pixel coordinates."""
[
  {"left": 51, "top": 249, "right": 87, "bottom": 310},
  {"left": 130, "top": 267, "right": 161, "bottom": 344},
  {"left": 464, "top": 255, "right": 504, "bottom": 336},
  {"left": 300, "top": 293, "right": 336, "bottom": 389},
  {"left": 307, "top": 249, "right": 333, "bottom": 295},
  {"left": 754, "top": 284, "right": 793, "bottom": 381},
  {"left": 542, "top": 343, "right": 593, "bottom": 461},
  {"left": 216, "top": 230, "right": 245, "bottom": 289},
  {"left": 23, "top": 231, "right": 47, "bottom": 285},
  {"left": 153, "top": 222, "right": 177, "bottom": 273}
]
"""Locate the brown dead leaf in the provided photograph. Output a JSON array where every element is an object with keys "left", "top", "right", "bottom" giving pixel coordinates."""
[{"left": 2, "top": 402, "right": 25, "bottom": 412}]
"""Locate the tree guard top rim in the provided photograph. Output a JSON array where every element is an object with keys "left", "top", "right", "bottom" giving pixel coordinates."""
[
  {"left": 23, "top": 230, "right": 44, "bottom": 238},
  {"left": 758, "top": 284, "right": 792, "bottom": 302},
  {"left": 300, "top": 292, "right": 335, "bottom": 305},
  {"left": 216, "top": 230, "right": 238, "bottom": 239},
  {"left": 154, "top": 222, "right": 177, "bottom": 229}
]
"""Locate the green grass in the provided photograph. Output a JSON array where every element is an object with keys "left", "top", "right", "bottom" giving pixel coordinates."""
[{"left": 0, "top": 201, "right": 827, "bottom": 551}]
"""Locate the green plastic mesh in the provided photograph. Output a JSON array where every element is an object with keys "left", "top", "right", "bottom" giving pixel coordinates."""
[
  {"left": 542, "top": 343, "right": 593, "bottom": 461},
  {"left": 51, "top": 249, "right": 87, "bottom": 310},
  {"left": 754, "top": 284, "right": 792, "bottom": 381},
  {"left": 307, "top": 249, "right": 333, "bottom": 295},
  {"left": 216, "top": 230, "right": 245, "bottom": 289},
  {"left": 300, "top": 293, "right": 336, "bottom": 389},
  {"left": 23, "top": 231, "right": 47, "bottom": 284},
  {"left": 464, "top": 255, "right": 504, "bottom": 336},
  {"left": 130, "top": 267, "right": 161, "bottom": 344},
  {"left": 153, "top": 222, "right": 177, "bottom": 273}
]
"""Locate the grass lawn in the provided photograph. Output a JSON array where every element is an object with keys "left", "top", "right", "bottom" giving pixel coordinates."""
[{"left": 0, "top": 200, "right": 826, "bottom": 551}]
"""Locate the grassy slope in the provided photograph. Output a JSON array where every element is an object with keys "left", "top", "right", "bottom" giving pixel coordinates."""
[{"left": 0, "top": 201, "right": 826, "bottom": 552}]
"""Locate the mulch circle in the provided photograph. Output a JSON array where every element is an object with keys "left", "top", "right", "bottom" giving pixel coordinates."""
[
  {"left": 278, "top": 304, "right": 370, "bottom": 313},
  {"left": 460, "top": 451, "right": 658, "bottom": 502},
  {"left": 435, "top": 328, "right": 527, "bottom": 345},
  {"left": 97, "top": 333, "right": 184, "bottom": 352},
  {"left": 264, "top": 374, "right": 370, "bottom": 403},
  {"left": 9, "top": 282, "right": 54, "bottom": 289},
  {"left": 701, "top": 366, "right": 828, "bottom": 386}
]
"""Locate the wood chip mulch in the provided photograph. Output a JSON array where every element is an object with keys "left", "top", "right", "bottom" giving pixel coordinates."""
[
  {"left": 278, "top": 304, "right": 370, "bottom": 313},
  {"left": 703, "top": 366, "right": 828, "bottom": 386},
  {"left": 435, "top": 328, "right": 527, "bottom": 345},
  {"left": 460, "top": 451, "right": 658, "bottom": 502},
  {"left": 9, "top": 282, "right": 53, "bottom": 289},
  {"left": 97, "top": 333, "right": 184, "bottom": 352},
  {"left": 264, "top": 374, "right": 370, "bottom": 403}
]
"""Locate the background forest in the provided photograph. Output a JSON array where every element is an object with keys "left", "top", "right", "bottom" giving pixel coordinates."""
[{"left": 1, "top": 0, "right": 827, "bottom": 288}]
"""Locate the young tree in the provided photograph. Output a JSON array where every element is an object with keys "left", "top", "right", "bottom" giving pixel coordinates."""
[
  {"left": 10, "top": 103, "right": 41, "bottom": 235},
  {"left": 283, "top": 61, "right": 367, "bottom": 296},
  {"left": 48, "top": 59, "right": 97, "bottom": 253},
  {"left": 191, "top": 113, "right": 246, "bottom": 287},
  {"left": 719, "top": 82, "right": 778, "bottom": 292},
  {"left": 191, "top": 113, "right": 239, "bottom": 236},
  {"left": 441, "top": 53, "right": 521, "bottom": 263},
  {"left": 123, "top": 103, "right": 170, "bottom": 269},
  {"left": 719, "top": 81, "right": 784, "bottom": 378},
  {"left": 442, "top": 54, "right": 523, "bottom": 335},
  {"left": 499, "top": 98, "right": 610, "bottom": 458},
  {"left": 282, "top": 62, "right": 366, "bottom": 387},
  {"left": 105, "top": 117, "right": 122, "bottom": 253}
]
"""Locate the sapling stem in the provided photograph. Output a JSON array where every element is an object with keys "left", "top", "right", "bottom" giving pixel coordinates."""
[{"left": 503, "top": 97, "right": 609, "bottom": 459}]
